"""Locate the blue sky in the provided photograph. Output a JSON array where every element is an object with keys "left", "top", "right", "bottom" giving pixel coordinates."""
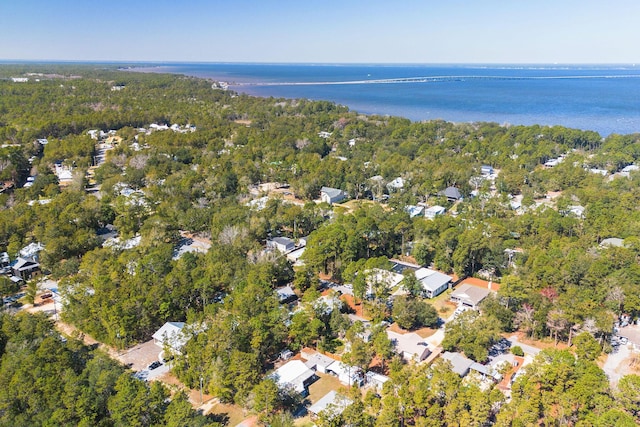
[{"left": 2, "top": 0, "right": 640, "bottom": 63}]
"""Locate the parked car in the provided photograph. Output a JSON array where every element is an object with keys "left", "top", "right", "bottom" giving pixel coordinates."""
[{"left": 148, "top": 361, "right": 162, "bottom": 370}]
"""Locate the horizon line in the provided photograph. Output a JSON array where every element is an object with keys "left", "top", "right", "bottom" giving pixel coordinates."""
[{"left": 0, "top": 59, "right": 639, "bottom": 67}]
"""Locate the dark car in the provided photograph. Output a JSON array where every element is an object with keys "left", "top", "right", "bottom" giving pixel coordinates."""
[{"left": 148, "top": 361, "right": 162, "bottom": 370}]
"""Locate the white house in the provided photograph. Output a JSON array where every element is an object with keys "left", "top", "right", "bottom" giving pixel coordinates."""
[
  {"left": 20, "top": 242, "right": 44, "bottom": 259},
  {"left": 286, "top": 247, "right": 306, "bottom": 265},
  {"left": 387, "top": 177, "right": 405, "bottom": 191},
  {"left": 366, "top": 268, "right": 404, "bottom": 297},
  {"left": 267, "top": 237, "right": 296, "bottom": 253},
  {"left": 481, "top": 165, "right": 494, "bottom": 176},
  {"left": 276, "top": 285, "right": 297, "bottom": 303},
  {"left": 54, "top": 164, "right": 73, "bottom": 183},
  {"left": 304, "top": 352, "right": 336, "bottom": 374},
  {"left": 386, "top": 330, "right": 431, "bottom": 362},
  {"left": 308, "top": 391, "right": 352, "bottom": 418},
  {"left": 600, "top": 237, "right": 625, "bottom": 248},
  {"left": 404, "top": 205, "right": 424, "bottom": 218},
  {"left": 272, "top": 360, "right": 317, "bottom": 395},
  {"left": 366, "top": 371, "right": 390, "bottom": 390},
  {"left": 320, "top": 187, "right": 347, "bottom": 205},
  {"left": 326, "top": 361, "right": 362, "bottom": 386},
  {"left": 152, "top": 322, "right": 188, "bottom": 353},
  {"left": 415, "top": 268, "right": 452, "bottom": 298},
  {"left": 425, "top": 205, "right": 446, "bottom": 220}
]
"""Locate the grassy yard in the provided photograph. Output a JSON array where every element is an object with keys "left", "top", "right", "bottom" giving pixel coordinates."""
[
  {"left": 208, "top": 402, "right": 247, "bottom": 426},
  {"left": 307, "top": 373, "right": 345, "bottom": 404},
  {"left": 427, "top": 289, "right": 456, "bottom": 318}
]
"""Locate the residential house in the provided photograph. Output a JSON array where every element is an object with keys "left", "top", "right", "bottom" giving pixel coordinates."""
[
  {"left": 544, "top": 157, "right": 563, "bottom": 168},
  {"left": 425, "top": 205, "right": 446, "bottom": 220},
  {"left": 308, "top": 391, "right": 353, "bottom": 419},
  {"left": 303, "top": 352, "right": 336, "bottom": 374},
  {"left": 404, "top": 205, "right": 424, "bottom": 218},
  {"left": 415, "top": 268, "right": 452, "bottom": 298},
  {"left": 470, "top": 362, "right": 503, "bottom": 382},
  {"left": 441, "top": 351, "right": 474, "bottom": 376},
  {"left": 320, "top": 187, "right": 347, "bottom": 205},
  {"left": 566, "top": 205, "right": 585, "bottom": 219},
  {"left": 366, "top": 371, "right": 390, "bottom": 391},
  {"left": 318, "top": 131, "right": 332, "bottom": 138},
  {"left": 600, "top": 237, "right": 625, "bottom": 248},
  {"left": 366, "top": 268, "right": 404, "bottom": 297},
  {"left": 0, "top": 252, "right": 10, "bottom": 268},
  {"left": 20, "top": 242, "right": 44, "bottom": 259},
  {"left": 152, "top": 322, "right": 188, "bottom": 353},
  {"left": 267, "top": 236, "right": 295, "bottom": 253},
  {"left": 481, "top": 165, "right": 494, "bottom": 176},
  {"left": 387, "top": 177, "right": 405, "bottom": 191},
  {"left": 440, "top": 186, "right": 463, "bottom": 202},
  {"left": 11, "top": 257, "right": 40, "bottom": 280},
  {"left": 272, "top": 360, "right": 317, "bottom": 395},
  {"left": 54, "top": 163, "right": 74, "bottom": 185},
  {"left": 386, "top": 330, "right": 431, "bottom": 362},
  {"left": 450, "top": 284, "right": 490, "bottom": 309},
  {"left": 326, "top": 361, "right": 363, "bottom": 386},
  {"left": 276, "top": 285, "right": 297, "bottom": 303},
  {"left": 286, "top": 247, "right": 306, "bottom": 265}
]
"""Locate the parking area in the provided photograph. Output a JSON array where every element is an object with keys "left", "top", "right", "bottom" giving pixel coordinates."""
[
  {"left": 134, "top": 362, "right": 170, "bottom": 382},
  {"left": 117, "top": 339, "right": 162, "bottom": 371}
]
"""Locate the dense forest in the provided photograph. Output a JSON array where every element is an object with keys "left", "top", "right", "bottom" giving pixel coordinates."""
[
  {"left": 1, "top": 65, "right": 640, "bottom": 425},
  {"left": 0, "top": 312, "right": 216, "bottom": 426}
]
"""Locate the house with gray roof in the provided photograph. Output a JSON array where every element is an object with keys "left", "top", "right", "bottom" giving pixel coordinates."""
[
  {"left": 320, "top": 187, "right": 347, "bottom": 205},
  {"left": 425, "top": 205, "right": 446, "bottom": 220},
  {"left": 11, "top": 257, "right": 40, "bottom": 280},
  {"left": 276, "top": 285, "right": 297, "bottom": 303},
  {"left": 440, "top": 186, "right": 463, "bottom": 202},
  {"left": 415, "top": 267, "right": 452, "bottom": 298},
  {"left": 267, "top": 236, "right": 296, "bottom": 253},
  {"left": 450, "top": 284, "right": 490, "bottom": 309},
  {"left": 441, "top": 351, "right": 474, "bottom": 376},
  {"left": 387, "top": 329, "right": 431, "bottom": 362},
  {"left": 304, "top": 352, "right": 336, "bottom": 374},
  {"left": 272, "top": 360, "right": 317, "bottom": 396},
  {"left": 308, "top": 390, "right": 352, "bottom": 419}
]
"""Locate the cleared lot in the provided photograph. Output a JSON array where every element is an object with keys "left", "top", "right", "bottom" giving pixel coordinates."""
[{"left": 117, "top": 339, "right": 161, "bottom": 371}]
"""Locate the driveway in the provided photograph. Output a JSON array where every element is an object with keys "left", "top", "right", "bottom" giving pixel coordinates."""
[
  {"left": 603, "top": 344, "right": 635, "bottom": 388},
  {"left": 134, "top": 362, "right": 171, "bottom": 382},
  {"left": 507, "top": 335, "right": 542, "bottom": 357},
  {"left": 117, "top": 339, "right": 162, "bottom": 371}
]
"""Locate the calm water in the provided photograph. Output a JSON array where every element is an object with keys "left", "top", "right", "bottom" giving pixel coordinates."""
[{"left": 136, "top": 63, "right": 640, "bottom": 136}]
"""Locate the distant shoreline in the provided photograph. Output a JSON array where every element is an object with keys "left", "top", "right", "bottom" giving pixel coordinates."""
[{"left": 121, "top": 63, "right": 640, "bottom": 136}]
